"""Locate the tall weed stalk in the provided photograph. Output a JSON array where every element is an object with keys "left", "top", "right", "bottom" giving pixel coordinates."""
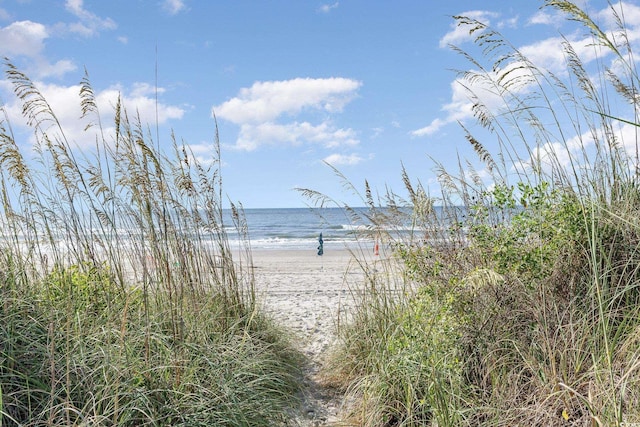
[
  {"left": 0, "top": 63, "right": 301, "bottom": 426},
  {"left": 314, "top": 1, "right": 640, "bottom": 425}
]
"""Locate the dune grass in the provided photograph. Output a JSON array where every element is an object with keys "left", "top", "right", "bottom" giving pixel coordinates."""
[
  {"left": 308, "top": 1, "right": 640, "bottom": 425},
  {"left": 0, "top": 63, "right": 303, "bottom": 426}
]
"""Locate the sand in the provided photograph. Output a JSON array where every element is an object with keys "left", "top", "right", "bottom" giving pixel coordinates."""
[{"left": 251, "top": 248, "right": 367, "bottom": 426}]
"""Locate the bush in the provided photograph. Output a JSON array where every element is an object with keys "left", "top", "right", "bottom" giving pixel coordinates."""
[
  {"left": 321, "top": 1, "right": 640, "bottom": 425},
  {"left": 0, "top": 63, "right": 303, "bottom": 426}
]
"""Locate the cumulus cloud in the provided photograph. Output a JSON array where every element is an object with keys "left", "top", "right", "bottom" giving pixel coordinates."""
[
  {"left": 323, "top": 152, "right": 367, "bottom": 166},
  {"left": 216, "top": 77, "right": 361, "bottom": 124},
  {"left": 519, "top": 35, "right": 603, "bottom": 77},
  {"left": 514, "top": 120, "right": 640, "bottom": 180},
  {"left": 521, "top": 2, "right": 640, "bottom": 77},
  {"left": 595, "top": 1, "right": 640, "bottom": 31},
  {"left": 411, "top": 78, "right": 479, "bottom": 137},
  {"left": 183, "top": 141, "right": 218, "bottom": 166},
  {"left": 0, "top": 20, "right": 77, "bottom": 78},
  {"left": 36, "top": 59, "right": 77, "bottom": 79},
  {"left": 419, "top": 2, "right": 640, "bottom": 139},
  {"left": 520, "top": 2, "right": 640, "bottom": 77},
  {"left": 0, "top": 20, "right": 48, "bottom": 58},
  {"left": 411, "top": 118, "right": 447, "bottom": 138},
  {"left": 2, "top": 80, "right": 185, "bottom": 150},
  {"left": 514, "top": 129, "right": 597, "bottom": 176},
  {"left": 0, "top": 2, "right": 115, "bottom": 77},
  {"left": 528, "top": 9, "right": 565, "bottom": 26},
  {"left": 235, "top": 121, "right": 358, "bottom": 151},
  {"left": 130, "top": 82, "right": 165, "bottom": 98},
  {"left": 95, "top": 84, "right": 184, "bottom": 127},
  {"left": 162, "top": 0, "right": 187, "bottom": 15},
  {"left": 214, "top": 77, "right": 362, "bottom": 151},
  {"left": 64, "top": 0, "right": 116, "bottom": 37}
]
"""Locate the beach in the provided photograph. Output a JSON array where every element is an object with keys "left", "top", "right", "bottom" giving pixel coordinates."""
[{"left": 251, "top": 248, "right": 366, "bottom": 426}]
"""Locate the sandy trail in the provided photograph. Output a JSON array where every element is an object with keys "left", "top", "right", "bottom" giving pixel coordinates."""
[{"left": 251, "top": 248, "right": 366, "bottom": 426}]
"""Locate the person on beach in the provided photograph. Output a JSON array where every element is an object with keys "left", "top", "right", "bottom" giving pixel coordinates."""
[{"left": 317, "top": 232, "right": 324, "bottom": 256}]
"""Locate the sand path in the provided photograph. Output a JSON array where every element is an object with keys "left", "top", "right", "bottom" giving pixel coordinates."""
[{"left": 252, "top": 248, "right": 365, "bottom": 426}]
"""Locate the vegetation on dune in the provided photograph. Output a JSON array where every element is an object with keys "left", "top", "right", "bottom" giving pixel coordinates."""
[
  {"left": 0, "top": 63, "right": 302, "bottom": 426},
  {"left": 312, "top": 1, "right": 640, "bottom": 426},
  {"left": 6, "top": 1, "right": 640, "bottom": 426}
]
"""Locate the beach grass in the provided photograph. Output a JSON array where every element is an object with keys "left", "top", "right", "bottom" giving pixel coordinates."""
[
  {"left": 0, "top": 64, "right": 303, "bottom": 426},
  {"left": 5, "top": 1, "right": 640, "bottom": 426},
  {"left": 309, "top": 1, "right": 640, "bottom": 425}
]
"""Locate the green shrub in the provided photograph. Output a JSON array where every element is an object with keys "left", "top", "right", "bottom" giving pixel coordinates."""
[
  {"left": 0, "top": 63, "right": 304, "bottom": 426},
  {"left": 321, "top": 1, "right": 640, "bottom": 424}
]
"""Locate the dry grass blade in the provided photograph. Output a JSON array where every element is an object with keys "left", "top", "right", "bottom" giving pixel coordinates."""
[
  {"left": 0, "top": 63, "right": 304, "bottom": 426},
  {"left": 316, "top": 2, "right": 640, "bottom": 426}
]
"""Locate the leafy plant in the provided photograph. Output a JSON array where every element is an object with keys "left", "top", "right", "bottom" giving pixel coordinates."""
[
  {"left": 318, "top": 1, "right": 640, "bottom": 425},
  {"left": 0, "top": 63, "right": 303, "bottom": 426}
]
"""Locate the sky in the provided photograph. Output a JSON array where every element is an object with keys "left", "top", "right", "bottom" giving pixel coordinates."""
[{"left": 0, "top": 0, "right": 639, "bottom": 208}]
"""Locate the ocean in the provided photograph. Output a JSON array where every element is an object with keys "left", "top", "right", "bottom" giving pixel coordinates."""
[
  {"left": 0, "top": 206, "right": 418, "bottom": 259},
  {"left": 229, "top": 207, "right": 374, "bottom": 251},
  {"left": 231, "top": 206, "right": 469, "bottom": 251}
]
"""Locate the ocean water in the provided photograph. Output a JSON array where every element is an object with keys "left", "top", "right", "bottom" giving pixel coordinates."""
[
  {"left": 229, "top": 207, "right": 374, "bottom": 250},
  {"left": 0, "top": 206, "right": 417, "bottom": 257},
  {"left": 229, "top": 206, "right": 473, "bottom": 251}
]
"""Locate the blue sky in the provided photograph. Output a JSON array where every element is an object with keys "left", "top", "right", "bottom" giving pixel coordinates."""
[{"left": 0, "top": 0, "right": 639, "bottom": 207}]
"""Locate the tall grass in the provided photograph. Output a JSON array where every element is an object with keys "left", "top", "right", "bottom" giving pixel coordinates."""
[
  {"left": 0, "top": 63, "right": 302, "bottom": 426},
  {"left": 313, "top": 1, "right": 640, "bottom": 425}
]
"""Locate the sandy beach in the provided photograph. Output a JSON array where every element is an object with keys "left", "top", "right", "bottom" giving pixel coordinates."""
[{"left": 251, "top": 248, "right": 367, "bottom": 426}]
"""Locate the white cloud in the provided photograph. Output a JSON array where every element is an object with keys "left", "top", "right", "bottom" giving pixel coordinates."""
[
  {"left": 411, "top": 56, "right": 541, "bottom": 138},
  {"left": 36, "top": 59, "right": 77, "bottom": 79},
  {"left": 421, "top": 1, "right": 636, "bottom": 139},
  {"left": 0, "top": 21, "right": 76, "bottom": 78},
  {"left": 318, "top": 2, "right": 339, "bottom": 13},
  {"left": 596, "top": 2, "right": 640, "bottom": 60},
  {"left": 522, "top": 2, "right": 640, "bottom": 77},
  {"left": 64, "top": 0, "right": 116, "bottom": 37},
  {"left": 616, "top": 121, "right": 640, "bottom": 164},
  {"left": 215, "top": 77, "right": 361, "bottom": 124},
  {"left": 0, "top": 20, "right": 48, "bottom": 58},
  {"left": 2, "top": 80, "right": 185, "bottom": 150},
  {"left": 117, "top": 35, "right": 128, "bottom": 44},
  {"left": 214, "top": 77, "right": 362, "bottom": 150},
  {"left": 130, "top": 82, "right": 165, "bottom": 98},
  {"left": 513, "top": 127, "right": 601, "bottom": 176},
  {"left": 519, "top": 37, "right": 568, "bottom": 74},
  {"left": 162, "top": 0, "right": 187, "bottom": 15},
  {"left": 183, "top": 141, "right": 217, "bottom": 166},
  {"left": 515, "top": 120, "right": 640, "bottom": 178},
  {"left": 411, "top": 79, "right": 478, "bottom": 137},
  {"left": 519, "top": 34, "right": 602, "bottom": 77},
  {"left": 234, "top": 121, "right": 358, "bottom": 151},
  {"left": 439, "top": 10, "right": 499, "bottom": 48},
  {"left": 595, "top": 1, "right": 640, "bottom": 31},
  {"left": 323, "top": 152, "right": 367, "bottom": 166},
  {"left": 528, "top": 9, "right": 564, "bottom": 26},
  {"left": 411, "top": 118, "right": 447, "bottom": 138},
  {"left": 95, "top": 84, "right": 184, "bottom": 127}
]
